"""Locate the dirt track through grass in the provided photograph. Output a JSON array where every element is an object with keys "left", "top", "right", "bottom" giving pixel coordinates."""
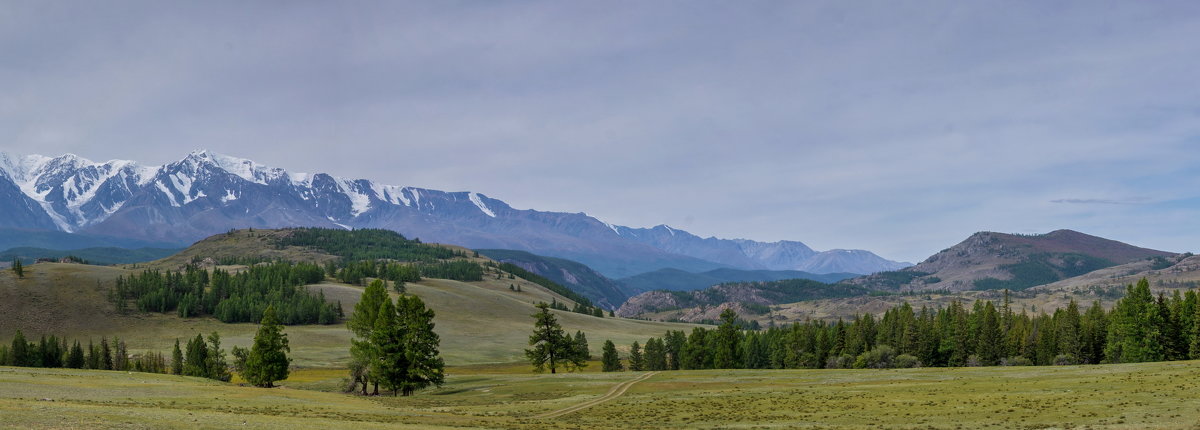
[{"left": 534, "top": 371, "right": 658, "bottom": 419}]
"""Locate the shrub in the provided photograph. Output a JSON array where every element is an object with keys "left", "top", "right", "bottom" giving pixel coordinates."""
[
  {"left": 1053, "top": 354, "right": 1079, "bottom": 366},
  {"left": 1001, "top": 356, "right": 1034, "bottom": 366},
  {"left": 826, "top": 355, "right": 855, "bottom": 369},
  {"left": 854, "top": 345, "right": 897, "bottom": 369},
  {"left": 893, "top": 354, "right": 922, "bottom": 368}
]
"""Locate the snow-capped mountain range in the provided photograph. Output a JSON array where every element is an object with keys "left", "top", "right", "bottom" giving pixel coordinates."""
[{"left": 0, "top": 150, "right": 910, "bottom": 278}]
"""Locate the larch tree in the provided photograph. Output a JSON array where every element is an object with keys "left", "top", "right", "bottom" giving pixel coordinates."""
[
  {"left": 243, "top": 305, "right": 291, "bottom": 387},
  {"left": 348, "top": 279, "right": 389, "bottom": 395},
  {"left": 628, "top": 341, "right": 644, "bottom": 371},
  {"left": 601, "top": 340, "right": 623, "bottom": 372},
  {"left": 525, "top": 303, "right": 569, "bottom": 373},
  {"left": 371, "top": 298, "right": 408, "bottom": 396},
  {"left": 396, "top": 295, "right": 444, "bottom": 396},
  {"left": 171, "top": 339, "right": 184, "bottom": 375}
]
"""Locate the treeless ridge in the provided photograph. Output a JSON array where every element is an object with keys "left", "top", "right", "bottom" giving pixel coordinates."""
[{"left": 534, "top": 371, "right": 659, "bottom": 419}]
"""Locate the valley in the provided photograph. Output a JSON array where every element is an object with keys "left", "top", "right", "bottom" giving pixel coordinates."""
[{"left": 5, "top": 361, "right": 1200, "bottom": 429}]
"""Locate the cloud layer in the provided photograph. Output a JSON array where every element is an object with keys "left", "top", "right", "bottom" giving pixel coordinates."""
[{"left": 3, "top": 1, "right": 1199, "bottom": 262}]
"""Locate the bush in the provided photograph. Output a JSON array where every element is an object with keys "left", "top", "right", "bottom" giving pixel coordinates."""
[
  {"left": 826, "top": 355, "right": 855, "bottom": 369},
  {"left": 1001, "top": 356, "right": 1033, "bottom": 366},
  {"left": 966, "top": 354, "right": 983, "bottom": 367},
  {"left": 893, "top": 354, "right": 922, "bottom": 368},
  {"left": 854, "top": 345, "right": 897, "bottom": 369},
  {"left": 1053, "top": 354, "right": 1079, "bottom": 366}
]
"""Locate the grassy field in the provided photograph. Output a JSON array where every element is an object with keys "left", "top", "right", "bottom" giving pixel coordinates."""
[
  {"left": 1, "top": 262, "right": 701, "bottom": 367},
  {"left": 4, "top": 361, "right": 1200, "bottom": 429}
]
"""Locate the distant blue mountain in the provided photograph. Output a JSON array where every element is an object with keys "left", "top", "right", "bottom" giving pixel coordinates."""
[{"left": 619, "top": 267, "right": 858, "bottom": 294}]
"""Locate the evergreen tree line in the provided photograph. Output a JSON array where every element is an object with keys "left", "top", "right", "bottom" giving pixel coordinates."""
[
  {"left": 1, "top": 308, "right": 292, "bottom": 388},
  {"left": 345, "top": 280, "right": 445, "bottom": 396},
  {"left": 525, "top": 303, "right": 591, "bottom": 373},
  {"left": 2, "top": 330, "right": 174, "bottom": 375},
  {"left": 602, "top": 279, "right": 1200, "bottom": 371},
  {"left": 497, "top": 262, "right": 605, "bottom": 317},
  {"left": 277, "top": 227, "right": 460, "bottom": 262},
  {"left": 112, "top": 262, "right": 341, "bottom": 325},
  {"left": 332, "top": 260, "right": 422, "bottom": 286},
  {"left": 332, "top": 256, "right": 482, "bottom": 285}
]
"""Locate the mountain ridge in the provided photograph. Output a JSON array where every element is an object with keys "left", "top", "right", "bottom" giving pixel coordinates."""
[{"left": 0, "top": 149, "right": 909, "bottom": 278}]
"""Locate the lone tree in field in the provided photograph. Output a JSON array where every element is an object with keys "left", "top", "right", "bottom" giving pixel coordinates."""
[
  {"left": 243, "top": 305, "right": 290, "bottom": 387},
  {"left": 11, "top": 258, "right": 23, "bottom": 279},
  {"left": 601, "top": 340, "right": 623, "bottom": 372},
  {"left": 525, "top": 303, "right": 571, "bottom": 373}
]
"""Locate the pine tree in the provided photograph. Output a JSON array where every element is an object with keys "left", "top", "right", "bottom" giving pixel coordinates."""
[
  {"left": 113, "top": 337, "right": 128, "bottom": 371},
  {"left": 712, "top": 309, "right": 743, "bottom": 369},
  {"left": 742, "top": 332, "right": 769, "bottom": 369},
  {"left": 100, "top": 337, "right": 113, "bottom": 370},
  {"left": 183, "top": 334, "right": 208, "bottom": 377},
  {"left": 644, "top": 338, "right": 667, "bottom": 371},
  {"left": 565, "top": 330, "right": 589, "bottom": 372},
  {"left": 1056, "top": 300, "right": 1082, "bottom": 361},
  {"left": 1080, "top": 301, "right": 1108, "bottom": 364},
  {"left": 525, "top": 303, "right": 570, "bottom": 373},
  {"left": 1105, "top": 279, "right": 1159, "bottom": 363},
  {"left": 171, "top": 339, "right": 184, "bottom": 375},
  {"left": 12, "top": 258, "right": 24, "bottom": 279},
  {"left": 66, "top": 341, "right": 85, "bottom": 369},
  {"left": 243, "top": 305, "right": 291, "bottom": 387},
  {"left": 10, "top": 330, "right": 28, "bottom": 367},
  {"left": 1191, "top": 298, "right": 1200, "bottom": 359},
  {"left": 86, "top": 340, "right": 99, "bottom": 370},
  {"left": 628, "top": 341, "right": 644, "bottom": 371},
  {"left": 601, "top": 340, "right": 623, "bottom": 372},
  {"left": 396, "top": 295, "right": 445, "bottom": 396},
  {"left": 206, "top": 332, "right": 231, "bottom": 382}
]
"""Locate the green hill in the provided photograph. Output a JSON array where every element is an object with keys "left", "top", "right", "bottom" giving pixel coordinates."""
[{"left": 1, "top": 228, "right": 701, "bottom": 366}]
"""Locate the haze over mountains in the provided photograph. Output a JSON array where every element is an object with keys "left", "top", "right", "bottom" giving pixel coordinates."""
[{"left": 0, "top": 150, "right": 909, "bottom": 279}]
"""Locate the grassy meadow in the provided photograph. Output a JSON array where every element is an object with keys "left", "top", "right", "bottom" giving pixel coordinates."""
[
  {"left": 4, "top": 361, "right": 1200, "bottom": 429},
  {"left": 0, "top": 262, "right": 701, "bottom": 366}
]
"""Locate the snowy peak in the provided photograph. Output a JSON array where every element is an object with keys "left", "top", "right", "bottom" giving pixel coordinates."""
[
  {"left": 0, "top": 152, "right": 152, "bottom": 231},
  {"left": 181, "top": 149, "right": 289, "bottom": 185}
]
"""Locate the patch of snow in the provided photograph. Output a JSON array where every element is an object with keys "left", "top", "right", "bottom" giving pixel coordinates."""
[
  {"left": 221, "top": 189, "right": 239, "bottom": 203},
  {"left": 408, "top": 188, "right": 422, "bottom": 208},
  {"left": 469, "top": 192, "right": 496, "bottom": 217},
  {"left": 371, "top": 183, "right": 411, "bottom": 207},
  {"left": 662, "top": 225, "right": 675, "bottom": 236},
  {"left": 337, "top": 179, "right": 372, "bottom": 216},
  {"left": 327, "top": 216, "right": 353, "bottom": 230},
  {"left": 156, "top": 181, "right": 180, "bottom": 207}
]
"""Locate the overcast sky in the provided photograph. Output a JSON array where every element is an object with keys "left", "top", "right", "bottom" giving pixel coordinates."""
[{"left": 3, "top": 1, "right": 1200, "bottom": 263}]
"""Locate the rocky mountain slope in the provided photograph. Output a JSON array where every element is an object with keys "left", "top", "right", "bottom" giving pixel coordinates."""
[
  {"left": 0, "top": 150, "right": 908, "bottom": 278},
  {"left": 846, "top": 229, "right": 1175, "bottom": 292},
  {"left": 475, "top": 249, "right": 635, "bottom": 310}
]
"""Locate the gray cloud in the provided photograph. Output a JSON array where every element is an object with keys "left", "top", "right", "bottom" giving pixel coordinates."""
[
  {"left": 1050, "top": 198, "right": 1148, "bottom": 205},
  {"left": 2, "top": 0, "right": 1200, "bottom": 262}
]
